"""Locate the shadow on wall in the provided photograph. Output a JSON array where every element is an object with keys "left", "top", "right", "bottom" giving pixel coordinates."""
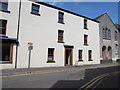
[{"left": 49, "top": 66, "right": 119, "bottom": 89}]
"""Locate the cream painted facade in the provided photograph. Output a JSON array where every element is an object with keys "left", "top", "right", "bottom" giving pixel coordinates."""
[{"left": 0, "top": 0, "right": 100, "bottom": 69}]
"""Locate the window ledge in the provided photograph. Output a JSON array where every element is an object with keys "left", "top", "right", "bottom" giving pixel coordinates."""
[
  {"left": 58, "top": 22, "right": 65, "bottom": 24},
  {"left": 103, "top": 38, "right": 111, "bottom": 40},
  {"left": 0, "top": 61, "right": 12, "bottom": 64},
  {"left": 31, "top": 12, "right": 40, "bottom": 16},
  {"left": 84, "top": 28, "right": 88, "bottom": 30},
  {"left": 88, "top": 60, "right": 93, "bottom": 61},
  {"left": 84, "top": 44, "right": 88, "bottom": 46},
  {"left": 47, "top": 61, "right": 55, "bottom": 63},
  {"left": 57, "top": 41, "right": 64, "bottom": 43},
  {"left": 0, "top": 9, "right": 10, "bottom": 13},
  {"left": 78, "top": 60, "right": 83, "bottom": 62}
]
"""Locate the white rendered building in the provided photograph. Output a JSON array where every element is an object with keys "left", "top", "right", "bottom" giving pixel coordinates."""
[{"left": 0, "top": 0, "right": 100, "bottom": 69}]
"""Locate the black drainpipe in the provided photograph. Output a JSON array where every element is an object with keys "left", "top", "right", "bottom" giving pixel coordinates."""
[{"left": 15, "top": 0, "right": 22, "bottom": 69}]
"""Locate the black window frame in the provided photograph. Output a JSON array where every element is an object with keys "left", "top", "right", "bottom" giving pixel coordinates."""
[
  {"left": 78, "top": 50, "right": 83, "bottom": 61},
  {"left": 47, "top": 48, "right": 55, "bottom": 63},
  {"left": 88, "top": 50, "right": 93, "bottom": 61},
  {"left": 84, "top": 34, "right": 88, "bottom": 46},
  {"left": 0, "top": 19, "right": 7, "bottom": 35},
  {"left": 58, "top": 11, "right": 64, "bottom": 24},
  {"left": 0, "top": 0, "right": 10, "bottom": 13},
  {"left": 31, "top": 3, "right": 40, "bottom": 16},
  {"left": 84, "top": 19, "right": 88, "bottom": 30},
  {"left": 58, "top": 30, "right": 64, "bottom": 43}
]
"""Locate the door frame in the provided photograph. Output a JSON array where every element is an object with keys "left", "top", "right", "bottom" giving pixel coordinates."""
[{"left": 64, "top": 45, "right": 74, "bottom": 66}]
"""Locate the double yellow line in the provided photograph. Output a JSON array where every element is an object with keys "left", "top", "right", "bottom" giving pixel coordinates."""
[{"left": 78, "top": 71, "right": 119, "bottom": 89}]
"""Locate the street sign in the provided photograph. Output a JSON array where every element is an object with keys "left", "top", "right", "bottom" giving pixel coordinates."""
[
  {"left": 27, "top": 42, "right": 33, "bottom": 69},
  {"left": 28, "top": 42, "right": 33, "bottom": 50}
]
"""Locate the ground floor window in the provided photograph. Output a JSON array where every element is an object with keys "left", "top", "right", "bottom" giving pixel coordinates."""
[
  {"left": 47, "top": 48, "right": 55, "bottom": 62},
  {"left": 78, "top": 50, "right": 83, "bottom": 61},
  {"left": 88, "top": 50, "right": 92, "bottom": 61},
  {"left": 0, "top": 43, "right": 13, "bottom": 64}
]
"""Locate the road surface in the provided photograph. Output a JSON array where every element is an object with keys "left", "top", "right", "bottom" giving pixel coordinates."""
[{"left": 2, "top": 65, "right": 119, "bottom": 89}]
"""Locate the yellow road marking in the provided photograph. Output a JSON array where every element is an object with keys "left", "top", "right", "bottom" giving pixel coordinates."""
[
  {"left": 0, "top": 64, "right": 119, "bottom": 78},
  {"left": 86, "top": 74, "right": 109, "bottom": 89},
  {"left": 79, "top": 73, "right": 108, "bottom": 89},
  {"left": 79, "top": 71, "right": 119, "bottom": 90}
]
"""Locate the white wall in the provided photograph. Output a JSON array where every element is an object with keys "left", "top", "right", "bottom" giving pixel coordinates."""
[
  {"left": 1, "top": 0, "right": 20, "bottom": 69},
  {"left": 1, "top": 0, "right": 100, "bottom": 69}
]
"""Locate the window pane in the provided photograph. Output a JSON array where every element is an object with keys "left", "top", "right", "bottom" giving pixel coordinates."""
[
  {"left": 0, "top": 20, "right": 7, "bottom": 35},
  {"left": 2, "top": 3, "right": 7, "bottom": 10},
  {"left": 0, "top": 44, "right": 10, "bottom": 61},
  {"left": 58, "top": 36, "right": 62, "bottom": 40},
  {"left": 58, "top": 18, "right": 63, "bottom": 23},
  {"left": 0, "top": 3, "right": 8, "bottom": 10},
  {"left": 32, "top": 10, "right": 39, "bottom": 14},
  {"left": 59, "top": 12, "right": 63, "bottom": 17},
  {"left": 32, "top": 5, "right": 39, "bottom": 10},
  {"left": 48, "top": 48, "right": 54, "bottom": 61}
]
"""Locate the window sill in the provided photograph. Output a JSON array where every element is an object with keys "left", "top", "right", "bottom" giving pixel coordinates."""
[
  {"left": 57, "top": 41, "right": 64, "bottom": 43},
  {"left": 88, "top": 60, "right": 93, "bottom": 61},
  {"left": 84, "top": 44, "right": 88, "bottom": 46},
  {"left": 47, "top": 61, "right": 55, "bottom": 63},
  {"left": 103, "top": 38, "right": 111, "bottom": 40},
  {"left": 78, "top": 60, "right": 83, "bottom": 62},
  {"left": 31, "top": 12, "right": 41, "bottom": 16},
  {"left": 58, "top": 22, "right": 65, "bottom": 24},
  {"left": 0, "top": 9, "right": 10, "bottom": 13},
  {"left": 0, "top": 34, "right": 6, "bottom": 37},
  {"left": 84, "top": 28, "right": 88, "bottom": 30},
  {"left": 0, "top": 61, "right": 12, "bottom": 64}
]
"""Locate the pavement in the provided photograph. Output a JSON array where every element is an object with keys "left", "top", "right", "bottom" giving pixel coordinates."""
[{"left": 1, "top": 62, "right": 120, "bottom": 77}]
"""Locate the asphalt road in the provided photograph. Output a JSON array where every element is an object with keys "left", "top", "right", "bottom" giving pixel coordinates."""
[{"left": 2, "top": 65, "right": 120, "bottom": 89}]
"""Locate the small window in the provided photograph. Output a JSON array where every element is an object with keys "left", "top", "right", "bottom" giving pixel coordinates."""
[
  {"left": 0, "top": 0, "right": 8, "bottom": 11},
  {"left": 88, "top": 50, "right": 92, "bottom": 61},
  {"left": 84, "top": 35, "right": 88, "bottom": 45},
  {"left": 0, "top": 19, "right": 7, "bottom": 35},
  {"left": 84, "top": 19, "right": 88, "bottom": 29},
  {"left": 105, "top": 28, "right": 107, "bottom": 39},
  {"left": 31, "top": 3, "right": 40, "bottom": 15},
  {"left": 58, "top": 30, "right": 64, "bottom": 43},
  {"left": 48, "top": 48, "right": 54, "bottom": 62},
  {"left": 115, "top": 31, "right": 117, "bottom": 41},
  {"left": 78, "top": 50, "right": 83, "bottom": 61},
  {"left": 108, "top": 29, "right": 111, "bottom": 39},
  {"left": 58, "top": 11, "right": 64, "bottom": 24},
  {"left": 115, "top": 44, "right": 118, "bottom": 54},
  {"left": 103, "top": 28, "right": 105, "bottom": 38}
]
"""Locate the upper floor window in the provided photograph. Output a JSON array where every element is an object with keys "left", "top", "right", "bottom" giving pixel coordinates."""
[
  {"left": 115, "top": 44, "right": 118, "bottom": 54},
  {"left": 58, "top": 30, "right": 64, "bottom": 43},
  {"left": 84, "top": 19, "right": 88, "bottom": 29},
  {"left": 58, "top": 11, "right": 64, "bottom": 24},
  {"left": 84, "top": 35, "right": 88, "bottom": 45},
  {"left": 105, "top": 28, "right": 107, "bottom": 39},
  {"left": 103, "top": 28, "right": 105, "bottom": 38},
  {"left": 108, "top": 29, "right": 111, "bottom": 39},
  {"left": 0, "top": 19, "right": 7, "bottom": 36},
  {"left": 78, "top": 50, "right": 83, "bottom": 61},
  {"left": 0, "top": 0, "right": 8, "bottom": 11},
  {"left": 115, "top": 31, "right": 117, "bottom": 41},
  {"left": 31, "top": 3, "right": 40, "bottom": 15},
  {"left": 48, "top": 48, "right": 55, "bottom": 62}
]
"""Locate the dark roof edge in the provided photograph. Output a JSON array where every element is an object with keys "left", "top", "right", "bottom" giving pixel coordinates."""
[{"left": 29, "top": 0, "right": 99, "bottom": 23}]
